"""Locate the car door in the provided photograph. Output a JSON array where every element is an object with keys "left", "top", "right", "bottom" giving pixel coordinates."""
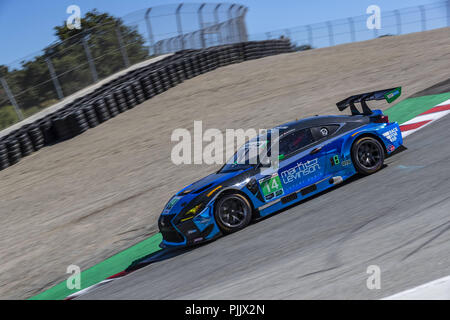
[
  {"left": 309, "top": 124, "right": 345, "bottom": 176},
  {"left": 257, "top": 127, "right": 327, "bottom": 202},
  {"left": 276, "top": 128, "right": 328, "bottom": 196}
]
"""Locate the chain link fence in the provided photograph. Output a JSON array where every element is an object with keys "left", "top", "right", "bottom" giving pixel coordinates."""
[
  {"left": 1, "top": 1, "right": 449, "bottom": 131},
  {"left": 250, "top": 1, "right": 450, "bottom": 50},
  {"left": 0, "top": 3, "right": 248, "bottom": 130}
]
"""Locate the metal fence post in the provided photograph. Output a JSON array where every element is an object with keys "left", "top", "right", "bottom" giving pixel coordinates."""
[
  {"left": 235, "top": 5, "right": 245, "bottom": 42},
  {"left": 0, "top": 77, "right": 24, "bottom": 121},
  {"left": 182, "top": 34, "right": 190, "bottom": 49},
  {"left": 284, "top": 28, "right": 291, "bottom": 40},
  {"left": 177, "top": 35, "right": 184, "bottom": 51},
  {"left": 418, "top": 5, "right": 426, "bottom": 31},
  {"left": 190, "top": 33, "right": 196, "bottom": 48},
  {"left": 228, "top": 4, "right": 236, "bottom": 42},
  {"left": 176, "top": 4, "right": 184, "bottom": 50},
  {"left": 445, "top": 0, "right": 450, "bottom": 27},
  {"left": 214, "top": 4, "right": 223, "bottom": 44},
  {"left": 82, "top": 37, "right": 98, "bottom": 83},
  {"left": 173, "top": 37, "right": 178, "bottom": 52},
  {"left": 307, "top": 25, "right": 313, "bottom": 47},
  {"left": 394, "top": 9, "right": 402, "bottom": 35},
  {"left": 154, "top": 41, "right": 160, "bottom": 55},
  {"left": 447, "top": 0, "right": 450, "bottom": 26},
  {"left": 198, "top": 3, "right": 206, "bottom": 49},
  {"left": 45, "top": 57, "right": 64, "bottom": 100},
  {"left": 232, "top": 5, "right": 242, "bottom": 42},
  {"left": 145, "top": 8, "right": 155, "bottom": 55},
  {"left": 115, "top": 25, "right": 130, "bottom": 68},
  {"left": 347, "top": 17, "right": 356, "bottom": 42},
  {"left": 239, "top": 6, "right": 248, "bottom": 42},
  {"left": 214, "top": 4, "right": 220, "bottom": 24},
  {"left": 326, "top": 21, "right": 334, "bottom": 46}
]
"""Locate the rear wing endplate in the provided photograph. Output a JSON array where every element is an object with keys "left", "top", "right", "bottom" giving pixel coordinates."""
[{"left": 336, "top": 87, "right": 402, "bottom": 115}]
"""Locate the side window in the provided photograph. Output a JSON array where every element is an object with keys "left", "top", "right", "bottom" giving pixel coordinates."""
[
  {"left": 310, "top": 125, "right": 340, "bottom": 141},
  {"left": 279, "top": 129, "right": 314, "bottom": 157}
]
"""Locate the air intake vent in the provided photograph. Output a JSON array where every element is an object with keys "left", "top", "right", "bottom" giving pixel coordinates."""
[
  {"left": 300, "top": 184, "right": 317, "bottom": 196},
  {"left": 281, "top": 193, "right": 298, "bottom": 204}
]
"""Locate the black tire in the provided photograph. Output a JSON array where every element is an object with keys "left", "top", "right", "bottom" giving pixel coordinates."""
[
  {"left": 351, "top": 136, "right": 385, "bottom": 175},
  {"left": 214, "top": 193, "right": 252, "bottom": 234}
]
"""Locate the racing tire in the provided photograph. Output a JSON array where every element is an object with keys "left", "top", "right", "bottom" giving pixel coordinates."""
[
  {"left": 214, "top": 193, "right": 252, "bottom": 234},
  {"left": 351, "top": 136, "right": 385, "bottom": 175}
]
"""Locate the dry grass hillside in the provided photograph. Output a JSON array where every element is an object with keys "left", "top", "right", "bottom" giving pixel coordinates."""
[{"left": 1, "top": 27, "right": 449, "bottom": 299}]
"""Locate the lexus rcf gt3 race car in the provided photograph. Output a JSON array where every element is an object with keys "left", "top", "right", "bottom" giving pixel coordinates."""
[{"left": 158, "top": 87, "right": 404, "bottom": 248}]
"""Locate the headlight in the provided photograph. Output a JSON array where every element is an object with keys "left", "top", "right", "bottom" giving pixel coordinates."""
[
  {"left": 180, "top": 203, "right": 204, "bottom": 222},
  {"left": 165, "top": 196, "right": 180, "bottom": 210}
]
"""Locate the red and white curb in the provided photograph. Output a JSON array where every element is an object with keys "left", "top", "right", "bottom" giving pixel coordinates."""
[
  {"left": 383, "top": 275, "right": 450, "bottom": 300},
  {"left": 400, "top": 99, "right": 450, "bottom": 137},
  {"left": 65, "top": 271, "right": 128, "bottom": 300},
  {"left": 63, "top": 98, "right": 450, "bottom": 300}
]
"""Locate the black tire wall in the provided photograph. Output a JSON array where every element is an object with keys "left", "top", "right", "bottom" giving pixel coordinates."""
[{"left": 0, "top": 39, "right": 293, "bottom": 172}]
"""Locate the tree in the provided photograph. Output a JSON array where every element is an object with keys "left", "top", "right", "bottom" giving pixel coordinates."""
[
  {"left": 52, "top": 9, "right": 148, "bottom": 79},
  {"left": 0, "top": 10, "right": 149, "bottom": 113}
]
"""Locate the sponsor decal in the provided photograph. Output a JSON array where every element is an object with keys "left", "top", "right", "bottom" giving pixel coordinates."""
[
  {"left": 382, "top": 127, "right": 399, "bottom": 142},
  {"left": 388, "top": 145, "right": 395, "bottom": 152},
  {"left": 333, "top": 155, "right": 340, "bottom": 165},
  {"left": 259, "top": 173, "right": 284, "bottom": 200},
  {"left": 330, "top": 155, "right": 340, "bottom": 166},
  {"left": 320, "top": 128, "right": 329, "bottom": 136},
  {"left": 280, "top": 158, "right": 320, "bottom": 184},
  {"left": 384, "top": 87, "right": 402, "bottom": 103},
  {"left": 342, "top": 159, "right": 352, "bottom": 167}
]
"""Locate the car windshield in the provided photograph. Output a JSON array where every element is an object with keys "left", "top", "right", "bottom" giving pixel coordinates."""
[{"left": 219, "top": 137, "right": 268, "bottom": 173}]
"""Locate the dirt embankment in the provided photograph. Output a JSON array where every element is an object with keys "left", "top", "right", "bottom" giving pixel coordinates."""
[{"left": 1, "top": 27, "right": 449, "bottom": 299}]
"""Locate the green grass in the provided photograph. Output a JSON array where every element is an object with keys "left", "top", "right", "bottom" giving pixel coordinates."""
[
  {"left": 24, "top": 91, "right": 450, "bottom": 300},
  {"left": 385, "top": 92, "right": 450, "bottom": 124},
  {"left": 0, "top": 99, "right": 59, "bottom": 130},
  {"left": 0, "top": 105, "right": 20, "bottom": 130},
  {"left": 29, "top": 233, "right": 162, "bottom": 300}
]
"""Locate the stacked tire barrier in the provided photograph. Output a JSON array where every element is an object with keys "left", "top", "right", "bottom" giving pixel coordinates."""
[{"left": 0, "top": 39, "right": 292, "bottom": 172}]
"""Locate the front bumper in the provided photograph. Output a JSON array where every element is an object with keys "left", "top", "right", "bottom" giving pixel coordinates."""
[{"left": 158, "top": 205, "right": 221, "bottom": 248}]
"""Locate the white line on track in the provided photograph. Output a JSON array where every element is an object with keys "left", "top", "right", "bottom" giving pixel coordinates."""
[
  {"left": 382, "top": 275, "right": 450, "bottom": 300},
  {"left": 400, "top": 98, "right": 450, "bottom": 138},
  {"left": 402, "top": 110, "right": 450, "bottom": 126}
]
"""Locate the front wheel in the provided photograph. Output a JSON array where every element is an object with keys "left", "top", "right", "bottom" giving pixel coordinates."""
[
  {"left": 351, "top": 136, "right": 385, "bottom": 175},
  {"left": 214, "top": 193, "right": 252, "bottom": 234}
]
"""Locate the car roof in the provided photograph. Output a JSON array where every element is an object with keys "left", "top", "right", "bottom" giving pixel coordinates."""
[{"left": 271, "top": 114, "right": 368, "bottom": 134}]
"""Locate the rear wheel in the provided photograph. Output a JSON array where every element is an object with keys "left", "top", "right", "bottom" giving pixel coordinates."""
[
  {"left": 214, "top": 193, "right": 252, "bottom": 234},
  {"left": 351, "top": 137, "right": 384, "bottom": 175}
]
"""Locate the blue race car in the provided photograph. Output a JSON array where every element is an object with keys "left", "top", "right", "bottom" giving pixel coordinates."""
[{"left": 158, "top": 87, "right": 404, "bottom": 248}]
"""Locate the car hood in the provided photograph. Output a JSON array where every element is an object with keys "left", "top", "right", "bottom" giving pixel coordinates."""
[{"left": 162, "top": 169, "right": 252, "bottom": 216}]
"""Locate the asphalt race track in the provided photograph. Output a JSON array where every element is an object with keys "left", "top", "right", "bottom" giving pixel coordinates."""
[{"left": 80, "top": 113, "right": 450, "bottom": 299}]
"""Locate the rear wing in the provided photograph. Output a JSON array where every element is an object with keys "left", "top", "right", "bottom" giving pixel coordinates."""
[{"left": 336, "top": 87, "right": 402, "bottom": 115}]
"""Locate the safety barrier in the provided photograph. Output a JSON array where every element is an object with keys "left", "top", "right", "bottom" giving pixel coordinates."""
[{"left": 0, "top": 39, "right": 292, "bottom": 172}]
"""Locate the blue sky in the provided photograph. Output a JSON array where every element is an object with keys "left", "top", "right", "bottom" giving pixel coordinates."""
[{"left": 0, "top": 0, "right": 438, "bottom": 66}]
